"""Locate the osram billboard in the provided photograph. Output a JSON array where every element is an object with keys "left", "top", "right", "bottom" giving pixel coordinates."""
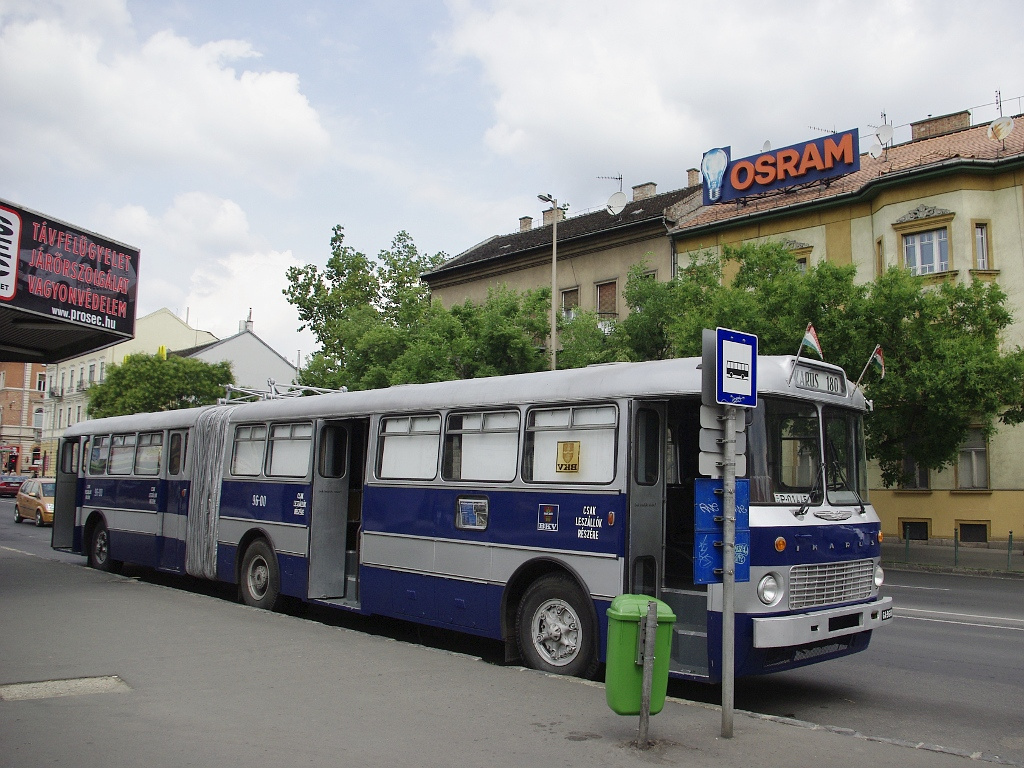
[
  {"left": 0, "top": 199, "right": 138, "bottom": 343},
  {"left": 702, "top": 129, "right": 860, "bottom": 205}
]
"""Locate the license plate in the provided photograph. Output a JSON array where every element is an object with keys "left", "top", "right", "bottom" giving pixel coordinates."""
[{"left": 881, "top": 607, "right": 893, "bottom": 621}]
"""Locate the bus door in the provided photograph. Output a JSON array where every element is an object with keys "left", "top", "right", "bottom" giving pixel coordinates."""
[
  {"left": 52, "top": 437, "right": 80, "bottom": 551},
  {"left": 628, "top": 401, "right": 666, "bottom": 596},
  {"left": 662, "top": 398, "right": 709, "bottom": 677},
  {"left": 158, "top": 430, "right": 189, "bottom": 572},
  {"left": 307, "top": 419, "right": 367, "bottom": 601}
]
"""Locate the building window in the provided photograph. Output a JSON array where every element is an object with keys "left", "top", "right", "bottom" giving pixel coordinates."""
[
  {"left": 973, "top": 222, "right": 991, "bottom": 270},
  {"left": 561, "top": 287, "right": 580, "bottom": 319},
  {"left": 875, "top": 237, "right": 884, "bottom": 276},
  {"left": 957, "top": 428, "right": 988, "bottom": 489},
  {"left": 903, "top": 228, "right": 948, "bottom": 275},
  {"left": 36, "top": 373, "right": 46, "bottom": 391},
  {"left": 88, "top": 364, "right": 96, "bottom": 384},
  {"left": 900, "top": 451, "right": 929, "bottom": 490},
  {"left": 33, "top": 408, "right": 43, "bottom": 430},
  {"left": 596, "top": 281, "right": 617, "bottom": 319},
  {"left": 99, "top": 361, "right": 105, "bottom": 381}
]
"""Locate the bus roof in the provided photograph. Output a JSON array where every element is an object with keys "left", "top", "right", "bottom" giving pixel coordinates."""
[{"left": 62, "top": 355, "right": 866, "bottom": 437}]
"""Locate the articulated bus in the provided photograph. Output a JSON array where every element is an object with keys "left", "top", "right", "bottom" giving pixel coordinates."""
[{"left": 52, "top": 355, "right": 892, "bottom": 680}]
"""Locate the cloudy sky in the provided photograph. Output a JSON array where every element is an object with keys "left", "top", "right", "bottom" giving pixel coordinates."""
[{"left": 2, "top": 0, "right": 1022, "bottom": 363}]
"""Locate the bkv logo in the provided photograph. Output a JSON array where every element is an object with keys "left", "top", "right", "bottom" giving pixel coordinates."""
[
  {"left": 537, "top": 504, "right": 559, "bottom": 532},
  {"left": 0, "top": 204, "right": 21, "bottom": 301}
]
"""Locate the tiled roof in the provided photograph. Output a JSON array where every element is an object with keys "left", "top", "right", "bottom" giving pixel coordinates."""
[
  {"left": 424, "top": 184, "right": 700, "bottom": 279},
  {"left": 670, "top": 117, "right": 1024, "bottom": 235}
]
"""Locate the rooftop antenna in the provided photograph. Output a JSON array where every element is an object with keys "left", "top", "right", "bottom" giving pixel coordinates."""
[
  {"left": 808, "top": 124, "right": 837, "bottom": 135},
  {"left": 867, "top": 112, "right": 894, "bottom": 160},
  {"left": 988, "top": 89, "right": 1015, "bottom": 147},
  {"left": 599, "top": 174, "right": 626, "bottom": 215}
]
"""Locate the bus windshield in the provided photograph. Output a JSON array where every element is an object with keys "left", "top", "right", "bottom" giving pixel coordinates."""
[
  {"left": 747, "top": 398, "right": 869, "bottom": 506},
  {"left": 824, "top": 406, "right": 869, "bottom": 505},
  {"left": 748, "top": 397, "right": 822, "bottom": 505}
]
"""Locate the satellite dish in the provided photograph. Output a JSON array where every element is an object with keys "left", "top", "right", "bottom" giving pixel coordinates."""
[
  {"left": 869, "top": 143, "right": 883, "bottom": 159},
  {"left": 606, "top": 191, "right": 627, "bottom": 215},
  {"left": 877, "top": 124, "right": 894, "bottom": 144},
  {"left": 988, "top": 116, "right": 1015, "bottom": 141},
  {"left": 762, "top": 140, "right": 772, "bottom": 152}
]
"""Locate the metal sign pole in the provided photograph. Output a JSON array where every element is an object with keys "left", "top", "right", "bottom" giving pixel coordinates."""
[{"left": 721, "top": 404, "right": 736, "bottom": 738}]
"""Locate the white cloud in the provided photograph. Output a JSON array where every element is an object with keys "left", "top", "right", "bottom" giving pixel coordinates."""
[
  {"left": 105, "top": 192, "right": 315, "bottom": 365},
  {"left": 444, "top": 0, "right": 1024, "bottom": 180},
  {"left": 0, "top": 7, "right": 330, "bottom": 191}
]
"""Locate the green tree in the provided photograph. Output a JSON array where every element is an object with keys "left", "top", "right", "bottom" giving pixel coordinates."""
[
  {"left": 285, "top": 228, "right": 549, "bottom": 390},
  {"left": 87, "top": 354, "right": 234, "bottom": 418},
  {"left": 665, "top": 242, "right": 1024, "bottom": 486}
]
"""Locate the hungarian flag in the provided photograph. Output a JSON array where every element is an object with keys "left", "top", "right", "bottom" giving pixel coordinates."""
[
  {"left": 801, "top": 323, "right": 823, "bottom": 358},
  {"left": 870, "top": 344, "right": 885, "bottom": 379}
]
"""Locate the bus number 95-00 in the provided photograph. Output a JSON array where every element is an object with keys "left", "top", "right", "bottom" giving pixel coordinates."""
[{"left": 251, "top": 494, "right": 267, "bottom": 507}]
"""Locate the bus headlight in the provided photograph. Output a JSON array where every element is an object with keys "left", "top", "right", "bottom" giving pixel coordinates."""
[
  {"left": 757, "top": 573, "right": 782, "bottom": 606},
  {"left": 874, "top": 564, "right": 884, "bottom": 588}
]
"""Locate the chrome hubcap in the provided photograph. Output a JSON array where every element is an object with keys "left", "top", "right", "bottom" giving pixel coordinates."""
[
  {"left": 531, "top": 599, "right": 581, "bottom": 667},
  {"left": 247, "top": 556, "right": 269, "bottom": 599}
]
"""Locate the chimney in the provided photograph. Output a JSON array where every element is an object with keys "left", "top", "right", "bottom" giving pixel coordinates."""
[
  {"left": 239, "top": 308, "right": 254, "bottom": 333},
  {"left": 911, "top": 110, "right": 971, "bottom": 141},
  {"left": 541, "top": 207, "right": 565, "bottom": 226},
  {"left": 632, "top": 182, "right": 657, "bottom": 202},
  {"left": 687, "top": 168, "right": 700, "bottom": 187},
  {"left": 519, "top": 216, "right": 533, "bottom": 232}
]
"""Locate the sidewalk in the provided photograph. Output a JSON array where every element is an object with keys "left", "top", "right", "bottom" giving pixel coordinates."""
[
  {"left": 0, "top": 547, "right": 986, "bottom": 768},
  {"left": 882, "top": 538, "right": 1024, "bottom": 576}
]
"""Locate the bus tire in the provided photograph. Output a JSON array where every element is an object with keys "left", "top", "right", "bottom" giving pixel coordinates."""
[
  {"left": 240, "top": 539, "right": 280, "bottom": 611},
  {"left": 515, "top": 574, "right": 598, "bottom": 679},
  {"left": 88, "top": 521, "right": 120, "bottom": 573}
]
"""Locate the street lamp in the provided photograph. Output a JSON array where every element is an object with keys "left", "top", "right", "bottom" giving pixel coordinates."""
[{"left": 538, "top": 193, "right": 558, "bottom": 370}]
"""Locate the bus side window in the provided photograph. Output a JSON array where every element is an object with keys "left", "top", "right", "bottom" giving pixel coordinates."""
[
  {"left": 231, "top": 425, "right": 268, "bottom": 476},
  {"left": 523, "top": 405, "right": 617, "bottom": 483},
  {"left": 134, "top": 432, "right": 163, "bottom": 476},
  {"left": 266, "top": 423, "right": 313, "bottom": 477},
  {"left": 107, "top": 434, "right": 137, "bottom": 475},
  {"left": 61, "top": 439, "right": 80, "bottom": 475},
  {"left": 635, "top": 408, "right": 660, "bottom": 485},
  {"left": 377, "top": 415, "right": 440, "bottom": 480},
  {"left": 443, "top": 410, "right": 519, "bottom": 482},
  {"left": 318, "top": 424, "right": 348, "bottom": 478},
  {"left": 89, "top": 436, "right": 110, "bottom": 475},
  {"left": 168, "top": 433, "right": 183, "bottom": 476}
]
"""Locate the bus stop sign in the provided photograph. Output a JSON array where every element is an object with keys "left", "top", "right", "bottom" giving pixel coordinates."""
[{"left": 706, "top": 328, "right": 758, "bottom": 408}]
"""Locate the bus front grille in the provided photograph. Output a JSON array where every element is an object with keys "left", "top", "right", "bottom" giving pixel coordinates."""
[{"left": 788, "top": 560, "right": 875, "bottom": 610}]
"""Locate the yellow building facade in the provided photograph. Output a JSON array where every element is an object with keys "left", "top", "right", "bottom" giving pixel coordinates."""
[{"left": 670, "top": 113, "right": 1024, "bottom": 545}]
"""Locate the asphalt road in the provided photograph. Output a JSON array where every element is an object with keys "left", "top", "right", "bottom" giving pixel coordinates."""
[{"left": 3, "top": 498, "right": 1022, "bottom": 764}]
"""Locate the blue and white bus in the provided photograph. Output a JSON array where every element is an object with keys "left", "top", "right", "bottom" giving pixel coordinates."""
[{"left": 52, "top": 355, "right": 892, "bottom": 680}]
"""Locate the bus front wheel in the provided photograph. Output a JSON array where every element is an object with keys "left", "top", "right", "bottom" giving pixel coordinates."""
[
  {"left": 240, "top": 540, "right": 280, "bottom": 611},
  {"left": 515, "top": 574, "right": 598, "bottom": 678}
]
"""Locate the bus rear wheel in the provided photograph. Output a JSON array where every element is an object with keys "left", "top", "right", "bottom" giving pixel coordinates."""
[
  {"left": 240, "top": 540, "right": 280, "bottom": 611},
  {"left": 516, "top": 574, "right": 598, "bottom": 679},
  {"left": 88, "top": 521, "right": 120, "bottom": 573}
]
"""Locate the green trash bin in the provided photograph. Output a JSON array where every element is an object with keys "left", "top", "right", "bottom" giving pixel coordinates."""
[{"left": 605, "top": 595, "right": 676, "bottom": 716}]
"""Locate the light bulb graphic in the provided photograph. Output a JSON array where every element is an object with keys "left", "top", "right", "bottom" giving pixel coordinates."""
[{"left": 701, "top": 147, "right": 729, "bottom": 202}]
